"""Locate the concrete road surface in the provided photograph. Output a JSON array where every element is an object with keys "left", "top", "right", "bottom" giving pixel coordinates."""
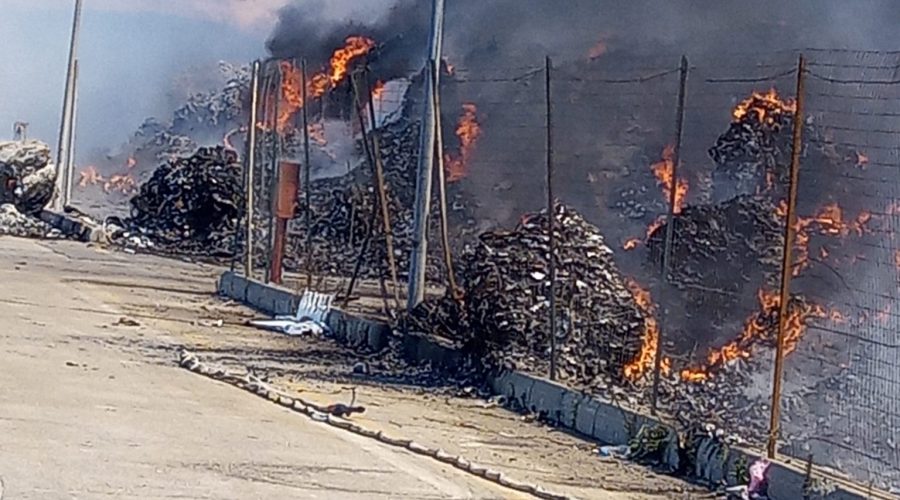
[{"left": 0, "top": 237, "right": 511, "bottom": 499}]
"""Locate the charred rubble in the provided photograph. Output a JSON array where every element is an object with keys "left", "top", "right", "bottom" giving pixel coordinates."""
[
  {"left": 407, "top": 202, "right": 647, "bottom": 384},
  {"left": 106, "top": 146, "right": 244, "bottom": 255}
]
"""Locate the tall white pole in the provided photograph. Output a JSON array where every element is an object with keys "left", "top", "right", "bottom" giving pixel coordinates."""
[
  {"left": 407, "top": 0, "right": 445, "bottom": 311},
  {"left": 54, "top": 0, "right": 83, "bottom": 210},
  {"left": 64, "top": 59, "right": 80, "bottom": 206}
]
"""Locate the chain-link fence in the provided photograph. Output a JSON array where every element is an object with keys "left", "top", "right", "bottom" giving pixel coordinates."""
[{"left": 232, "top": 50, "right": 900, "bottom": 489}]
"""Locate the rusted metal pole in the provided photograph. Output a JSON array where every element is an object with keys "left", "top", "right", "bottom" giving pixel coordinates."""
[
  {"left": 768, "top": 53, "right": 806, "bottom": 459},
  {"left": 430, "top": 59, "right": 460, "bottom": 299},
  {"left": 362, "top": 71, "right": 401, "bottom": 307},
  {"left": 301, "top": 59, "right": 313, "bottom": 290},
  {"left": 651, "top": 55, "right": 689, "bottom": 414},
  {"left": 545, "top": 55, "right": 558, "bottom": 382},
  {"left": 240, "top": 60, "right": 261, "bottom": 277}
]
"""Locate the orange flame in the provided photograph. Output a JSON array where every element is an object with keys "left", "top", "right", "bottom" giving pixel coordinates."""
[
  {"left": 444, "top": 103, "right": 482, "bottom": 182},
  {"left": 307, "top": 122, "right": 327, "bottom": 147},
  {"left": 126, "top": 156, "right": 137, "bottom": 170},
  {"left": 776, "top": 201, "right": 874, "bottom": 276},
  {"left": 588, "top": 40, "right": 608, "bottom": 59},
  {"left": 623, "top": 278, "right": 672, "bottom": 381},
  {"left": 372, "top": 80, "right": 386, "bottom": 100},
  {"left": 276, "top": 36, "right": 376, "bottom": 131},
  {"left": 855, "top": 151, "right": 869, "bottom": 169},
  {"left": 732, "top": 88, "right": 797, "bottom": 124},
  {"left": 623, "top": 238, "right": 641, "bottom": 250},
  {"left": 103, "top": 174, "right": 138, "bottom": 195},
  {"left": 78, "top": 166, "right": 103, "bottom": 188},
  {"left": 651, "top": 144, "right": 688, "bottom": 214},
  {"left": 680, "top": 289, "right": 827, "bottom": 382},
  {"left": 328, "top": 36, "right": 375, "bottom": 85}
]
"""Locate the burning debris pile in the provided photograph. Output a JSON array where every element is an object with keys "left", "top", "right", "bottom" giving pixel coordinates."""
[
  {"left": 107, "top": 146, "right": 243, "bottom": 255},
  {"left": 408, "top": 202, "right": 647, "bottom": 383},
  {"left": 709, "top": 90, "right": 796, "bottom": 199},
  {"left": 0, "top": 140, "right": 60, "bottom": 239},
  {"left": 282, "top": 112, "right": 475, "bottom": 281},
  {"left": 646, "top": 194, "right": 784, "bottom": 340}
]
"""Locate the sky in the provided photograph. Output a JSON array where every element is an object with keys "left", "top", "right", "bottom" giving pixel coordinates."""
[{"left": 0, "top": 0, "right": 285, "bottom": 159}]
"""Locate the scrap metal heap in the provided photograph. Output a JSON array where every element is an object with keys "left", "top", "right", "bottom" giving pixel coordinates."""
[
  {"left": 408, "top": 202, "right": 647, "bottom": 383},
  {"left": 107, "top": 146, "right": 244, "bottom": 255},
  {"left": 0, "top": 140, "right": 61, "bottom": 238}
]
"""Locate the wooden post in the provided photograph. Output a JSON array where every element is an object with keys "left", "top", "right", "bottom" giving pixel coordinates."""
[
  {"left": 430, "top": 59, "right": 460, "bottom": 298},
  {"left": 651, "top": 55, "right": 689, "bottom": 414},
  {"left": 545, "top": 55, "right": 558, "bottom": 382},
  {"left": 362, "top": 71, "right": 401, "bottom": 308},
  {"left": 240, "top": 60, "right": 261, "bottom": 277},
  {"left": 301, "top": 59, "right": 313, "bottom": 290},
  {"left": 768, "top": 53, "right": 806, "bottom": 459}
]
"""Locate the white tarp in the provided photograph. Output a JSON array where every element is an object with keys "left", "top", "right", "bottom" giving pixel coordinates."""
[{"left": 250, "top": 290, "right": 334, "bottom": 336}]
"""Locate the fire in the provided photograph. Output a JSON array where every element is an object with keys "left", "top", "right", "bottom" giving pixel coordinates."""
[
  {"left": 307, "top": 122, "right": 327, "bottom": 147},
  {"left": 680, "top": 289, "right": 827, "bottom": 382},
  {"left": 103, "top": 174, "right": 137, "bottom": 195},
  {"left": 588, "top": 40, "right": 608, "bottom": 59},
  {"left": 444, "top": 103, "right": 483, "bottom": 182},
  {"left": 623, "top": 278, "right": 672, "bottom": 381},
  {"left": 126, "top": 156, "right": 137, "bottom": 169},
  {"left": 776, "top": 201, "right": 874, "bottom": 276},
  {"left": 732, "top": 88, "right": 797, "bottom": 124},
  {"left": 623, "top": 238, "right": 641, "bottom": 250},
  {"left": 645, "top": 216, "right": 664, "bottom": 240},
  {"left": 855, "top": 151, "right": 869, "bottom": 169},
  {"left": 651, "top": 144, "right": 688, "bottom": 214},
  {"left": 276, "top": 36, "right": 376, "bottom": 131},
  {"left": 371, "top": 80, "right": 386, "bottom": 100},
  {"left": 328, "top": 36, "right": 375, "bottom": 85},
  {"left": 78, "top": 166, "right": 103, "bottom": 188}
]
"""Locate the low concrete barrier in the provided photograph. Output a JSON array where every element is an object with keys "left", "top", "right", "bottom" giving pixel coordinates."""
[{"left": 215, "top": 271, "right": 879, "bottom": 500}]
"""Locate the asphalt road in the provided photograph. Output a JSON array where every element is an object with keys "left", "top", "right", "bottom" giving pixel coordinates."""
[{"left": 0, "top": 236, "right": 509, "bottom": 499}]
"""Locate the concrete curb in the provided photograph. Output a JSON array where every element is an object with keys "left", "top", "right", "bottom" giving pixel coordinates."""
[{"left": 216, "top": 271, "right": 879, "bottom": 500}]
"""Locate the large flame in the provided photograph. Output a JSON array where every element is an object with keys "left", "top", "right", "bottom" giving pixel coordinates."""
[
  {"left": 732, "top": 88, "right": 797, "bottom": 124},
  {"left": 444, "top": 103, "right": 482, "bottom": 182},
  {"left": 652, "top": 144, "right": 688, "bottom": 214},
  {"left": 329, "top": 36, "right": 376, "bottom": 85},
  {"left": 623, "top": 278, "right": 672, "bottom": 381},
  {"left": 276, "top": 36, "right": 376, "bottom": 131},
  {"left": 681, "top": 289, "right": 827, "bottom": 382}
]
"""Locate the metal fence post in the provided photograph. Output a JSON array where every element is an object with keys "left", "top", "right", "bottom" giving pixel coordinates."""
[
  {"left": 301, "top": 59, "right": 313, "bottom": 290},
  {"left": 264, "top": 64, "right": 282, "bottom": 284},
  {"left": 768, "top": 53, "right": 807, "bottom": 459},
  {"left": 652, "top": 55, "right": 689, "bottom": 414},
  {"left": 545, "top": 55, "right": 558, "bottom": 382},
  {"left": 238, "top": 59, "right": 261, "bottom": 277}
]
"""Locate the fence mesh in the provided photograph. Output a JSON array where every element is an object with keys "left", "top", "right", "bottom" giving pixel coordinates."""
[{"left": 239, "top": 51, "right": 900, "bottom": 489}]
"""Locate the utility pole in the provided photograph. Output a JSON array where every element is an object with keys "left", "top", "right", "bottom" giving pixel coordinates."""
[
  {"left": 651, "top": 55, "right": 689, "bottom": 413},
  {"left": 545, "top": 56, "right": 559, "bottom": 381},
  {"left": 407, "top": 0, "right": 446, "bottom": 311},
  {"left": 768, "top": 53, "right": 806, "bottom": 459},
  {"left": 55, "top": 0, "right": 83, "bottom": 210},
  {"left": 63, "top": 59, "right": 80, "bottom": 206},
  {"left": 242, "top": 60, "right": 261, "bottom": 278}
]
